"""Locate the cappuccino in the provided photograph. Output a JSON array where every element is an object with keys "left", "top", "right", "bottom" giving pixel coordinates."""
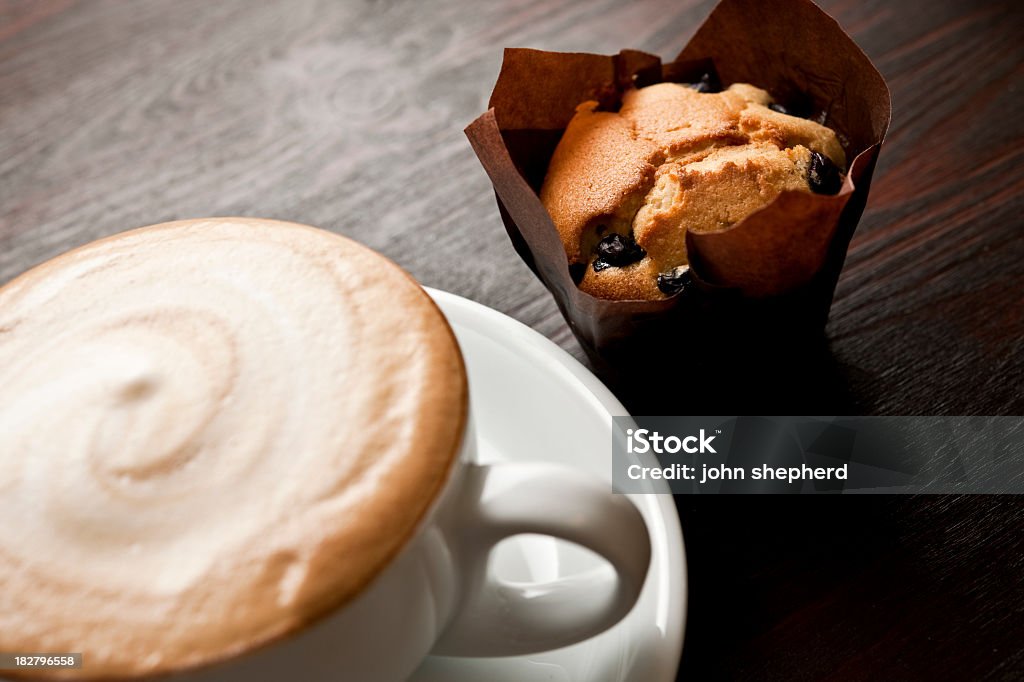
[{"left": 0, "top": 218, "right": 468, "bottom": 678}]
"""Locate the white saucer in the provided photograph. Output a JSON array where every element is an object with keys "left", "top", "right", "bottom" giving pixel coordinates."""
[{"left": 412, "top": 289, "right": 687, "bottom": 682}]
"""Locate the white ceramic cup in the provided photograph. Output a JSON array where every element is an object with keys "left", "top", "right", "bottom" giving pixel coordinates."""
[
  {"left": 124, "top": 416, "right": 651, "bottom": 682},
  {"left": 0, "top": 219, "right": 651, "bottom": 682}
]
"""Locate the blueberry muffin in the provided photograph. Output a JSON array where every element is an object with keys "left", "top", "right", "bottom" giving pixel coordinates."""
[{"left": 540, "top": 80, "right": 846, "bottom": 300}]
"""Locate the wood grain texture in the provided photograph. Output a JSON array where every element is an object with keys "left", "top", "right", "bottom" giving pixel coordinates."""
[{"left": 1, "top": 1, "right": 1022, "bottom": 680}]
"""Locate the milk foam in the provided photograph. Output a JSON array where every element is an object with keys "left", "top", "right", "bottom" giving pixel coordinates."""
[{"left": 0, "top": 218, "right": 467, "bottom": 678}]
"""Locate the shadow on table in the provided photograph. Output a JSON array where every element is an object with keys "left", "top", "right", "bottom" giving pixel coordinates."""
[
  {"left": 671, "top": 495, "right": 1024, "bottom": 681},
  {"left": 599, "top": 332, "right": 863, "bottom": 417},
  {"left": 593, "top": 334, "right": 1024, "bottom": 680}
]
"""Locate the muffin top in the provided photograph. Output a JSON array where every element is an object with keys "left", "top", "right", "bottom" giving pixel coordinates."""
[{"left": 540, "top": 81, "right": 846, "bottom": 300}]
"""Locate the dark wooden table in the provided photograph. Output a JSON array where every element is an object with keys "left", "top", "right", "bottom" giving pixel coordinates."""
[{"left": 2, "top": 1, "right": 1022, "bottom": 680}]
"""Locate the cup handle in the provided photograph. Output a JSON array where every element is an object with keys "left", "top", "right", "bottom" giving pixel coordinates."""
[{"left": 431, "top": 461, "right": 651, "bottom": 657}]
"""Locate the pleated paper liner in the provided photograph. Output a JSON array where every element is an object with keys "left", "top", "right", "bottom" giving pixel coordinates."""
[{"left": 465, "top": 0, "right": 890, "bottom": 403}]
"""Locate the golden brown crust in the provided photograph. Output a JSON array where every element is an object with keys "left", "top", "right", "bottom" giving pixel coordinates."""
[
  {"left": 539, "top": 103, "right": 659, "bottom": 262},
  {"left": 540, "top": 82, "right": 846, "bottom": 300}
]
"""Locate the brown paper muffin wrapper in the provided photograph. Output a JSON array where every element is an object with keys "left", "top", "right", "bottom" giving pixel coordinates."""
[{"left": 465, "top": 0, "right": 890, "bottom": 382}]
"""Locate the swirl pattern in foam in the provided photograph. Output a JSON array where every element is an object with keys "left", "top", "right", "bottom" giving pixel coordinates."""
[{"left": 0, "top": 218, "right": 468, "bottom": 678}]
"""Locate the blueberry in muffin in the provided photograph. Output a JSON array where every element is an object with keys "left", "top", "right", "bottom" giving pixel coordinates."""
[{"left": 540, "top": 80, "right": 846, "bottom": 300}]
